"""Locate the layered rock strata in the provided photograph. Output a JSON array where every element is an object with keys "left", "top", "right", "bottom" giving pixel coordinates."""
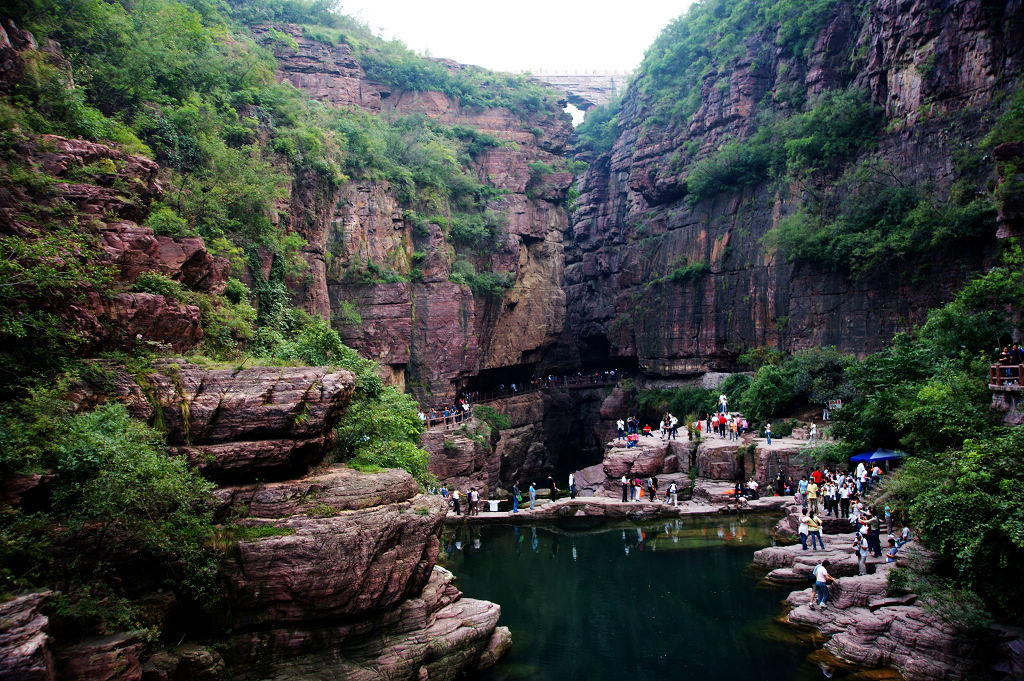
[
  {"left": 253, "top": 24, "right": 573, "bottom": 400},
  {"left": 3, "top": 133, "right": 229, "bottom": 353},
  {"left": 750, "top": 534, "right": 1024, "bottom": 681},
  {"left": 217, "top": 467, "right": 509, "bottom": 680},
  {"left": 563, "top": 0, "right": 1022, "bottom": 374}
]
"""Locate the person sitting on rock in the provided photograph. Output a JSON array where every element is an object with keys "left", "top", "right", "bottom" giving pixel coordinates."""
[
  {"left": 642, "top": 423, "right": 653, "bottom": 437},
  {"left": 626, "top": 432, "right": 640, "bottom": 448},
  {"left": 885, "top": 537, "right": 899, "bottom": 563}
]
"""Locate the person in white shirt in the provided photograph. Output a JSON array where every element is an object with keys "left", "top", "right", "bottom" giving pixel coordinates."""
[{"left": 812, "top": 560, "right": 836, "bottom": 607}]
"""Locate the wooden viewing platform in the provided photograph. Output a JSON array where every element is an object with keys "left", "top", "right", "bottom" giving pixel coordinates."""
[{"left": 989, "top": 364, "right": 1022, "bottom": 390}]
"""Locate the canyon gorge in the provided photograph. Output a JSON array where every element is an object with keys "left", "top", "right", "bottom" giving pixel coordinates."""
[{"left": 0, "top": 0, "right": 1022, "bottom": 679}]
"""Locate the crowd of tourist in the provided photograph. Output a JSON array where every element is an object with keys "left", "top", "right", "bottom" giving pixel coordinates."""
[
  {"left": 617, "top": 413, "right": 686, "bottom": 446},
  {"left": 419, "top": 398, "right": 472, "bottom": 428}
]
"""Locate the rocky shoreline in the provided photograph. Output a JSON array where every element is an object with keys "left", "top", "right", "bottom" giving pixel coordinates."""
[{"left": 754, "top": 507, "right": 1024, "bottom": 681}]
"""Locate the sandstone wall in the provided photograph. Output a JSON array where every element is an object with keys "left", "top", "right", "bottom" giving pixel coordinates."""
[
  {"left": 254, "top": 25, "right": 574, "bottom": 402},
  {"left": 564, "top": 0, "right": 1023, "bottom": 375}
]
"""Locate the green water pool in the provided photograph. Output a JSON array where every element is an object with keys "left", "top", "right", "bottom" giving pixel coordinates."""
[{"left": 440, "top": 515, "right": 857, "bottom": 681}]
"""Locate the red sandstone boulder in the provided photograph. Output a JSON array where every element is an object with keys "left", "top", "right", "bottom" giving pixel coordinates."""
[
  {"left": 54, "top": 633, "right": 144, "bottom": 681},
  {"left": 0, "top": 592, "right": 54, "bottom": 681},
  {"left": 214, "top": 466, "right": 418, "bottom": 518},
  {"left": 223, "top": 493, "right": 446, "bottom": 627},
  {"left": 98, "top": 223, "right": 229, "bottom": 294},
  {"left": 224, "top": 567, "right": 506, "bottom": 681},
  {"left": 784, "top": 570, "right": 985, "bottom": 681},
  {"left": 100, "top": 360, "right": 355, "bottom": 481}
]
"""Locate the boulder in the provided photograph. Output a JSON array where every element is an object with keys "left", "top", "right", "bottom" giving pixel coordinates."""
[
  {"left": 54, "top": 633, "right": 144, "bottom": 681},
  {"left": 222, "top": 493, "right": 446, "bottom": 627},
  {"left": 0, "top": 592, "right": 54, "bottom": 681}
]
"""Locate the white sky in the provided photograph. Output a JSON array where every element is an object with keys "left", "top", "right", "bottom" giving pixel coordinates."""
[{"left": 338, "top": 1, "right": 696, "bottom": 74}]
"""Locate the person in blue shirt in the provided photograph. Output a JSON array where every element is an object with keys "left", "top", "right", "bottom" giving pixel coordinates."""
[{"left": 529, "top": 482, "right": 537, "bottom": 510}]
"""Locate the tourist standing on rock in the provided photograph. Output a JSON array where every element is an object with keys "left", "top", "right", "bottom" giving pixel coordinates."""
[
  {"left": 855, "top": 461, "right": 867, "bottom": 493},
  {"left": 809, "top": 423, "right": 817, "bottom": 441},
  {"left": 807, "top": 511, "right": 824, "bottom": 550},
  {"left": 569, "top": 472, "right": 577, "bottom": 499},
  {"left": 798, "top": 475, "right": 809, "bottom": 507},
  {"left": 798, "top": 508, "right": 810, "bottom": 550},
  {"left": 807, "top": 478, "right": 819, "bottom": 514},
  {"left": 621, "top": 475, "right": 628, "bottom": 502},
  {"left": 667, "top": 481, "right": 678, "bottom": 506},
  {"left": 706, "top": 412, "right": 712, "bottom": 433},
  {"left": 617, "top": 418, "right": 626, "bottom": 441},
  {"left": 839, "top": 481, "right": 852, "bottom": 518},
  {"left": 811, "top": 560, "right": 836, "bottom": 608},
  {"left": 512, "top": 481, "right": 521, "bottom": 513},
  {"left": 452, "top": 488, "right": 462, "bottom": 516},
  {"left": 765, "top": 422, "right": 772, "bottom": 445},
  {"left": 867, "top": 509, "right": 882, "bottom": 557},
  {"left": 855, "top": 530, "right": 870, "bottom": 575},
  {"left": 528, "top": 482, "right": 536, "bottom": 510},
  {"left": 719, "top": 393, "right": 728, "bottom": 413}
]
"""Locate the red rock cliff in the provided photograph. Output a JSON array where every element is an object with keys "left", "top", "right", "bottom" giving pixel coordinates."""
[
  {"left": 254, "top": 25, "right": 573, "bottom": 400},
  {"left": 564, "top": 0, "right": 1024, "bottom": 375}
]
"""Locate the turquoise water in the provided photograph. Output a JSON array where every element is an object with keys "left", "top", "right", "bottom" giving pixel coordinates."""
[{"left": 440, "top": 516, "right": 855, "bottom": 681}]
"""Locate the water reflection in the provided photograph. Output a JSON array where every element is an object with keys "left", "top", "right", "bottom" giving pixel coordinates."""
[{"left": 441, "top": 516, "right": 867, "bottom": 681}]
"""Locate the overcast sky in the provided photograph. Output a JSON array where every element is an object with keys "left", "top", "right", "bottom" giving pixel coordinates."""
[{"left": 338, "top": 1, "right": 696, "bottom": 73}]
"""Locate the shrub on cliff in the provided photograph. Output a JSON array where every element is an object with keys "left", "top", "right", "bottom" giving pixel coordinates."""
[
  {"left": 886, "top": 428, "right": 1024, "bottom": 624},
  {"left": 0, "top": 383, "right": 218, "bottom": 634},
  {"left": 334, "top": 386, "right": 436, "bottom": 489},
  {"left": 771, "top": 158, "right": 998, "bottom": 277}
]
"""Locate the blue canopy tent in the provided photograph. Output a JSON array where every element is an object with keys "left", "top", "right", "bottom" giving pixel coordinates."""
[{"left": 850, "top": 449, "right": 906, "bottom": 463}]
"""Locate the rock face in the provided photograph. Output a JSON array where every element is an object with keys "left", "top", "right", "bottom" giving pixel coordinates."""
[
  {"left": 752, "top": 532, "right": 1011, "bottom": 681},
  {"left": 2, "top": 133, "right": 229, "bottom": 354},
  {"left": 0, "top": 592, "right": 54, "bottom": 681},
  {"left": 217, "top": 467, "right": 508, "bottom": 679},
  {"left": 532, "top": 72, "right": 627, "bottom": 109},
  {"left": 563, "top": 0, "right": 1022, "bottom": 375},
  {"left": 97, "top": 359, "right": 356, "bottom": 483},
  {"left": 779, "top": 569, "right": 986, "bottom": 681},
  {"left": 253, "top": 24, "right": 573, "bottom": 402}
]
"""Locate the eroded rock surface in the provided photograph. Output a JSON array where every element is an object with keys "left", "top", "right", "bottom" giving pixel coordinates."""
[
  {"left": 0, "top": 592, "right": 54, "bottom": 681},
  {"left": 104, "top": 360, "right": 355, "bottom": 482},
  {"left": 218, "top": 467, "right": 508, "bottom": 680}
]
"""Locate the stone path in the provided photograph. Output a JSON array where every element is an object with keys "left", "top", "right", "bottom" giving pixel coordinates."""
[{"left": 443, "top": 488, "right": 790, "bottom": 524}]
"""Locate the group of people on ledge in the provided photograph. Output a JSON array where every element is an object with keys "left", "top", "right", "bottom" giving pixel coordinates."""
[
  {"left": 618, "top": 475, "right": 681, "bottom": 507},
  {"left": 616, "top": 413, "right": 683, "bottom": 445},
  {"left": 418, "top": 398, "right": 472, "bottom": 428},
  {"left": 996, "top": 343, "right": 1024, "bottom": 365},
  {"left": 702, "top": 411, "right": 748, "bottom": 440}
]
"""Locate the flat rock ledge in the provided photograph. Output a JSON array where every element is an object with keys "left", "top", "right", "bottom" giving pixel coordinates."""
[
  {"left": 753, "top": 539, "right": 1023, "bottom": 681},
  {"left": 444, "top": 481, "right": 790, "bottom": 525}
]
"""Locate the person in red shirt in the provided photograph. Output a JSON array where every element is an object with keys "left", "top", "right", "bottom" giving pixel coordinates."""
[{"left": 812, "top": 468, "right": 822, "bottom": 484}]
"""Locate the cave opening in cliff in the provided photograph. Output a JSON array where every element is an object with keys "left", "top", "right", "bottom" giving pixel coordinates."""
[{"left": 462, "top": 363, "right": 538, "bottom": 398}]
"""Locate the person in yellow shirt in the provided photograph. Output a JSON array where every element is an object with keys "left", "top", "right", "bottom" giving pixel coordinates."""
[
  {"left": 806, "top": 511, "right": 825, "bottom": 550},
  {"left": 806, "top": 480, "right": 820, "bottom": 515}
]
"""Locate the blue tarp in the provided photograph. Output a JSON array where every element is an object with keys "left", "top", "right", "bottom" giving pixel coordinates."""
[{"left": 850, "top": 449, "right": 906, "bottom": 462}]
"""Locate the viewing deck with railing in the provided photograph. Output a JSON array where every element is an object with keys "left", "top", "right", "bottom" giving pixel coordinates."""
[{"left": 989, "top": 364, "right": 1022, "bottom": 390}]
